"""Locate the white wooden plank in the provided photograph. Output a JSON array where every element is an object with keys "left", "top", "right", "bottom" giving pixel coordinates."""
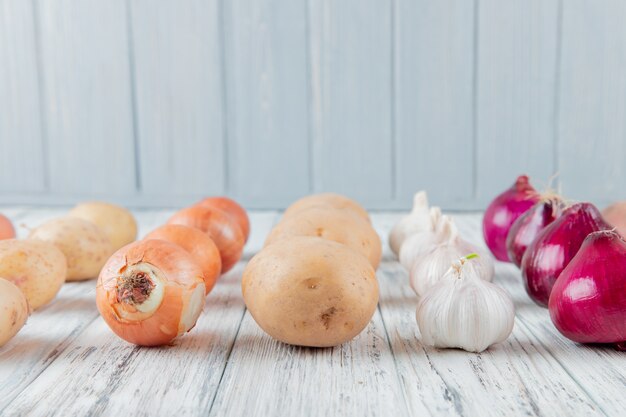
[
  {"left": 37, "top": 0, "right": 137, "bottom": 196},
  {"left": 476, "top": 0, "right": 560, "bottom": 204},
  {"left": 0, "top": 208, "right": 165, "bottom": 413},
  {"left": 456, "top": 214, "right": 626, "bottom": 416},
  {"left": 0, "top": 282, "right": 100, "bottom": 414},
  {"left": 224, "top": 0, "right": 310, "bottom": 207},
  {"left": 130, "top": 0, "right": 225, "bottom": 197},
  {"left": 376, "top": 262, "right": 601, "bottom": 417},
  {"left": 0, "top": 0, "right": 45, "bottom": 193},
  {"left": 1, "top": 212, "right": 278, "bottom": 417},
  {"left": 309, "top": 0, "right": 393, "bottom": 203},
  {"left": 372, "top": 212, "right": 604, "bottom": 416},
  {"left": 209, "top": 311, "right": 415, "bottom": 417},
  {"left": 210, "top": 211, "right": 416, "bottom": 417},
  {"left": 395, "top": 0, "right": 475, "bottom": 208},
  {"left": 558, "top": 1, "right": 626, "bottom": 206}
]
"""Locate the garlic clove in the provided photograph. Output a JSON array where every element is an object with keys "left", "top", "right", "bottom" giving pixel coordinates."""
[
  {"left": 409, "top": 239, "right": 495, "bottom": 296},
  {"left": 399, "top": 215, "right": 455, "bottom": 270},
  {"left": 389, "top": 191, "right": 431, "bottom": 256},
  {"left": 416, "top": 259, "right": 514, "bottom": 353}
]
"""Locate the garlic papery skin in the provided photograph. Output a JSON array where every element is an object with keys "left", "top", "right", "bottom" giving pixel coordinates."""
[
  {"left": 389, "top": 191, "right": 432, "bottom": 256},
  {"left": 416, "top": 258, "right": 515, "bottom": 353},
  {"left": 399, "top": 214, "right": 454, "bottom": 270},
  {"left": 409, "top": 239, "right": 494, "bottom": 296}
]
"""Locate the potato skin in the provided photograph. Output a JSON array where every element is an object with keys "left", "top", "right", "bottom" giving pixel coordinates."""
[
  {"left": 243, "top": 237, "right": 379, "bottom": 347},
  {"left": 283, "top": 193, "right": 370, "bottom": 223},
  {"left": 266, "top": 207, "right": 382, "bottom": 269},
  {"left": 0, "top": 240, "right": 67, "bottom": 309},
  {"left": 29, "top": 218, "right": 114, "bottom": 281},
  {"left": 69, "top": 201, "right": 137, "bottom": 250},
  {"left": 0, "top": 278, "right": 28, "bottom": 347}
]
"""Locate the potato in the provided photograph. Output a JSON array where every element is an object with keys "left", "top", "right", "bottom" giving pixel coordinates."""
[
  {"left": 0, "top": 240, "right": 66, "bottom": 309},
  {"left": 29, "top": 218, "right": 114, "bottom": 281},
  {"left": 69, "top": 201, "right": 137, "bottom": 250},
  {"left": 0, "top": 278, "right": 29, "bottom": 347},
  {"left": 266, "top": 207, "right": 382, "bottom": 269},
  {"left": 243, "top": 236, "right": 379, "bottom": 347},
  {"left": 283, "top": 193, "right": 370, "bottom": 223}
]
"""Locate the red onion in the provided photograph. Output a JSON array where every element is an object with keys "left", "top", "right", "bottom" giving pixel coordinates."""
[
  {"left": 483, "top": 175, "right": 539, "bottom": 262},
  {"left": 521, "top": 203, "right": 611, "bottom": 307},
  {"left": 549, "top": 230, "right": 626, "bottom": 348},
  {"left": 505, "top": 197, "right": 564, "bottom": 267}
]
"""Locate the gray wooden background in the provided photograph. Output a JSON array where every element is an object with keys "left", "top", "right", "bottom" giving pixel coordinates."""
[{"left": 1, "top": 0, "right": 625, "bottom": 210}]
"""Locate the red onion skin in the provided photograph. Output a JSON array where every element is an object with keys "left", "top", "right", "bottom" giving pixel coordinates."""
[
  {"left": 483, "top": 175, "right": 539, "bottom": 262},
  {"left": 521, "top": 203, "right": 611, "bottom": 307},
  {"left": 549, "top": 231, "right": 626, "bottom": 347},
  {"left": 506, "top": 199, "right": 562, "bottom": 267}
]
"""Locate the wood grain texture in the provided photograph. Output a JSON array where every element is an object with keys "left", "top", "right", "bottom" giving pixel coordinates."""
[
  {"left": 476, "top": 0, "right": 561, "bottom": 205},
  {"left": 1, "top": 209, "right": 625, "bottom": 416},
  {"left": 376, "top": 262, "right": 602, "bottom": 417},
  {"left": 0, "top": 209, "right": 99, "bottom": 413},
  {"left": 36, "top": 0, "right": 137, "bottom": 196},
  {"left": 0, "top": 283, "right": 100, "bottom": 414},
  {"left": 0, "top": 0, "right": 46, "bottom": 193},
  {"left": 130, "top": 0, "right": 225, "bottom": 197},
  {"left": 454, "top": 214, "right": 626, "bottom": 416},
  {"left": 309, "top": 0, "right": 393, "bottom": 203},
  {"left": 1, "top": 2, "right": 626, "bottom": 210},
  {"left": 0, "top": 211, "right": 278, "bottom": 417},
  {"left": 394, "top": 0, "right": 475, "bottom": 208},
  {"left": 209, "top": 311, "right": 414, "bottom": 417},
  {"left": 223, "top": 0, "right": 311, "bottom": 207},
  {"left": 558, "top": 0, "right": 626, "bottom": 205}
]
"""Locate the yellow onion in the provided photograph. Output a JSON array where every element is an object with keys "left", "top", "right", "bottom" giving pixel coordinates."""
[{"left": 96, "top": 239, "right": 205, "bottom": 346}]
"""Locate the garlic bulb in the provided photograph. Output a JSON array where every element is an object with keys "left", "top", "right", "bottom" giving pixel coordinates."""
[
  {"left": 416, "top": 256, "right": 515, "bottom": 353},
  {"left": 409, "top": 226, "right": 494, "bottom": 296},
  {"left": 389, "top": 191, "right": 432, "bottom": 256},
  {"left": 398, "top": 211, "right": 449, "bottom": 270}
]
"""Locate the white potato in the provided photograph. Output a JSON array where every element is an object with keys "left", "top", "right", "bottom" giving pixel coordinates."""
[
  {"left": 69, "top": 201, "right": 137, "bottom": 250},
  {"left": 0, "top": 278, "right": 28, "bottom": 347},
  {"left": 0, "top": 240, "right": 66, "bottom": 310},
  {"left": 243, "top": 237, "right": 379, "bottom": 347},
  {"left": 29, "top": 217, "right": 114, "bottom": 281}
]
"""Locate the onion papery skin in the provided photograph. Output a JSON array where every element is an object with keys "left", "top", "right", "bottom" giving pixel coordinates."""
[
  {"left": 483, "top": 175, "right": 539, "bottom": 262},
  {"left": 145, "top": 225, "right": 222, "bottom": 294},
  {"left": 195, "top": 197, "right": 250, "bottom": 243},
  {"left": 601, "top": 201, "right": 626, "bottom": 239},
  {"left": 506, "top": 198, "right": 563, "bottom": 267},
  {"left": 96, "top": 239, "right": 205, "bottom": 346},
  {"left": 521, "top": 203, "right": 611, "bottom": 307},
  {"left": 0, "top": 214, "right": 15, "bottom": 240},
  {"left": 549, "top": 231, "right": 626, "bottom": 347},
  {"left": 167, "top": 205, "right": 245, "bottom": 273}
]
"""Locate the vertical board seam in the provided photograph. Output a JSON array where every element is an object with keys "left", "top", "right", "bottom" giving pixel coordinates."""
[
  {"left": 390, "top": 0, "right": 397, "bottom": 200},
  {"left": 471, "top": 0, "right": 480, "bottom": 201},
  {"left": 553, "top": 0, "right": 564, "bottom": 186},
  {"left": 218, "top": 0, "right": 230, "bottom": 195},
  {"left": 31, "top": 0, "right": 50, "bottom": 191},
  {"left": 305, "top": 0, "right": 315, "bottom": 193},
  {"left": 125, "top": 0, "right": 142, "bottom": 192}
]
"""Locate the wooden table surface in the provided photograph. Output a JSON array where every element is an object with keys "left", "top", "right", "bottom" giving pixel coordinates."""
[{"left": 0, "top": 208, "right": 624, "bottom": 417}]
